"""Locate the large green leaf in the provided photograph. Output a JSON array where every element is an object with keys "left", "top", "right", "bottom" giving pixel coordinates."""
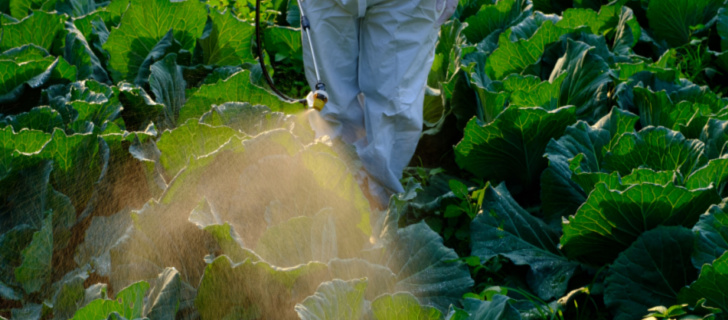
[
  {"left": 180, "top": 70, "right": 299, "bottom": 123},
  {"left": 0, "top": 158, "right": 75, "bottom": 247},
  {"left": 472, "top": 183, "right": 577, "bottom": 300},
  {"left": 646, "top": 0, "right": 725, "bottom": 48},
  {"left": 0, "top": 43, "right": 47, "bottom": 61},
  {"left": 149, "top": 53, "right": 186, "bottom": 129},
  {"left": 541, "top": 120, "right": 612, "bottom": 222},
  {"left": 701, "top": 118, "right": 728, "bottom": 160},
  {"left": 199, "top": 9, "right": 255, "bottom": 66},
  {"left": 199, "top": 102, "right": 293, "bottom": 136},
  {"left": 326, "top": 259, "right": 397, "bottom": 301},
  {"left": 14, "top": 212, "right": 52, "bottom": 294},
  {"left": 604, "top": 226, "right": 697, "bottom": 320},
  {"left": 64, "top": 22, "right": 110, "bottom": 83},
  {"left": 685, "top": 159, "right": 728, "bottom": 197},
  {"left": 49, "top": 266, "right": 90, "bottom": 319},
  {"left": 143, "top": 267, "right": 182, "bottom": 320},
  {"left": 263, "top": 25, "right": 303, "bottom": 65},
  {"left": 552, "top": 39, "right": 613, "bottom": 122},
  {"left": 604, "top": 127, "right": 707, "bottom": 177},
  {"left": 74, "top": 209, "right": 132, "bottom": 276},
  {"left": 40, "top": 128, "right": 102, "bottom": 211},
  {"left": 485, "top": 20, "right": 572, "bottom": 80},
  {"left": 0, "top": 11, "right": 66, "bottom": 52},
  {"left": 461, "top": 0, "right": 530, "bottom": 44},
  {"left": 692, "top": 203, "right": 728, "bottom": 268},
  {"left": 295, "top": 279, "right": 368, "bottom": 320},
  {"left": 372, "top": 221, "right": 473, "bottom": 312},
  {"left": 116, "top": 82, "right": 164, "bottom": 131},
  {"left": 255, "top": 210, "right": 338, "bottom": 268},
  {"left": 71, "top": 281, "right": 148, "bottom": 320},
  {"left": 633, "top": 87, "right": 710, "bottom": 135},
  {"left": 0, "top": 126, "right": 51, "bottom": 179},
  {"left": 505, "top": 74, "right": 564, "bottom": 110},
  {"left": 195, "top": 255, "right": 328, "bottom": 319},
  {"left": 0, "top": 226, "right": 34, "bottom": 286},
  {"left": 156, "top": 119, "right": 240, "bottom": 179},
  {"left": 2, "top": 106, "right": 64, "bottom": 133},
  {"left": 371, "top": 292, "right": 442, "bottom": 320},
  {"left": 679, "top": 252, "right": 728, "bottom": 314},
  {"left": 109, "top": 198, "right": 218, "bottom": 291},
  {"left": 56, "top": 0, "right": 96, "bottom": 17},
  {"left": 103, "top": 0, "right": 207, "bottom": 82},
  {"left": 455, "top": 106, "right": 576, "bottom": 195},
  {"left": 448, "top": 295, "right": 522, "bottom": 320},
  {"left": 0, "top": 57, "right": 77, "bottom": 104},
  {"left": 561, "top": 183, "right": 720, "bottom": 265}
]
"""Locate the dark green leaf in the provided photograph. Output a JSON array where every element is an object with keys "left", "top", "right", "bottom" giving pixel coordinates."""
[
  {"left": 604, "top": 226, "right": 697, "bottom": 320},
  {"left": 74, "top": 209, "right": 132, "bottom": 276},
  {"left": 455, "top": 106, "right": 576, "bottom": 195},
  {"left": 450, "top": 295, "right": 522, "bottom": 320},
  {"left": 0, "top": 11, "right": 66, "bottom": 52},
  {"left": 541, "top": 120, "right": 611, "bottom": 221},
  {"left": 143, "top": 267, "right": 181, "bottom": 320},
  {"left": 679, "top": 252, "right": 728, "bottom": 314},
  {"left": 149, "top": 53, "right": 186, "bottom": 129},
  {"left": 562, "top": 183, "right": 720, "bottom": 265},
  {"left": 372, "top": 221, "right": 473, "bottom": 312},
  {"left": 472, "top": 183, "right": 577, "bottom": 299},
  {"left": 2, "top": 106, "right": 63, "bottom": 133},
  {"left": 64, "top": 22, "right": 110, "bottom": 83},
  {"left": 0, "top": 57, "right": 77, "bottom": 104},
  {"left": 14, "top": 211, "right": 52, "bottom": 294},
  {"left": 56, "top": 0, "right": 95, "bottom": 17},
  {"left": 40, "top": 129, "right": 101, "bottom": 211},
  {"left": 701, "top": 118, "right": 728, "bottom": 160},
  {"left": 604, "top": 127, "right": 707, "bottom": 177},
  {"left": 103, "top": 0, "right": 207, "bottom": 82},
  {"left": 552, "top": 39, "right": 613, "bottom": 122},
  {"left": 180, "top": 70, "right": 300, "bottom": 123},
  {"left": 198, "top": 9, "right": 255, "bottom": 66},
  {"left": 485, "top": 21, "right": 572, "bottom": 80},
  {"left": 691, "top": 203, "right": 728, "bottom": 268},
  {"left": 685, "top": 159, "right": 728, "bottom": 197},
  {"left": 263, "top": 25, "right": 302, "bottom": 65},
  {"left": 116, "top": 82, "right": 164, "bottom": 131},
  {"left": 646, "top": 0, "right": 724, "bottom": 48},
  {"left": 462, "top": 0, "right": 530, "bottom": 44}
]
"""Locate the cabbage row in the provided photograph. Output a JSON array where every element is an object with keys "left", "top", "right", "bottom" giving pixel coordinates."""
[{"left": 1, "top": 0, "right": 728, "bottom": 319}]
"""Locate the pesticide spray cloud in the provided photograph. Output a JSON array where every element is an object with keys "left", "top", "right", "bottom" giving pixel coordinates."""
[{"left": 96, "top": 104, "right": 406, "bottom": 318}]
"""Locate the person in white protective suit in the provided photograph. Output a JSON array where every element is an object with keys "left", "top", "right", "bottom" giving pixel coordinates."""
[{"left": 302, "top": 0, "right": 457, "bottom": 208}]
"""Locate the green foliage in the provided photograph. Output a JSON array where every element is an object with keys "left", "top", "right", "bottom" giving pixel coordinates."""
[{"left": 3, "top": 0, "right": 728, "bottom": 318}]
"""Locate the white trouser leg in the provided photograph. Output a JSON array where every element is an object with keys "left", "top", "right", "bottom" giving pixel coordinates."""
[
  {"left": 301, "top": 0, "right": 365, "bottom": 145},
  {"left": 355, "top": 0, "right": 441, "bottom": 196},
  {"left": 302, "top": 0, "right": 442, "bottom": 203}
]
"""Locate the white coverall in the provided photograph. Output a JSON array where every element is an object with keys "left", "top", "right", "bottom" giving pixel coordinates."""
[{"left": 302, "top": 0, "right": 456, "bottom": 206}]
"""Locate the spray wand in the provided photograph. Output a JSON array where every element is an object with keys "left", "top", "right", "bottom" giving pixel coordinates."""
[{"left": 255, "top": 0, "right": 328, "bottom": 111}]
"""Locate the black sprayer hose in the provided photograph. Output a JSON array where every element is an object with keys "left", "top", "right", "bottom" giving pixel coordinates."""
[{"left": 255, "top": 0, "right": 306, "bottom": 105}]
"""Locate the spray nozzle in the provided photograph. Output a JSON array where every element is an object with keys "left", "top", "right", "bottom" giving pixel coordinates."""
[{"left": 309, "top": 82, "right": 328, "bottom": 111}]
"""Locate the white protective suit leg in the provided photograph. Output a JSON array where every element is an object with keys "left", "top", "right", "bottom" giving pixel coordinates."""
[{"left": 302, "top": 0, "right": 442, "bottom": 205}]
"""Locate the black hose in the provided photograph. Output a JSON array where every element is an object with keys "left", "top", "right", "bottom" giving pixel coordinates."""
[{"left": 255, "top": 0, "right": 306, "bottom": 104}]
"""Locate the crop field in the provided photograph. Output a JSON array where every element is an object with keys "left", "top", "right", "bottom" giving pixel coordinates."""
[{"left": 1, "top": 0, "right": 728, "bottom": 319}]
